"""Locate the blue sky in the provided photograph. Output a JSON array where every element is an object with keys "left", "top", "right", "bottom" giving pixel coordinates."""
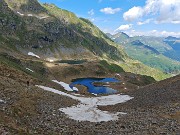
[{"left": 39, "top": 0, "right": 180, "bottom": 37}]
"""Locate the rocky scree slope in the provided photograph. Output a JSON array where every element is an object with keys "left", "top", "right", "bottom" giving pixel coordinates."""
[{"left": 0, "top": 61, "right": 179, "bottom": 134}]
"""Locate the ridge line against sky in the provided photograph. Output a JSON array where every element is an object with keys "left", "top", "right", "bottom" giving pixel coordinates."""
[{"left": 39, "top": 0, "right": 180, "bottom": 37}]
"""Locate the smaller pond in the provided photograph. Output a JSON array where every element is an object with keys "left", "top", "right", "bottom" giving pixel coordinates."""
[
  {"left": 70, "top": 78, "right": 120, "bottom": 94},
  {"left": 57, "top": 60, "right": 87, "bottom": 64}
]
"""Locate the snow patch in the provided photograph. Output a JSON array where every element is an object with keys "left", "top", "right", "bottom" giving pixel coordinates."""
[
  {"left": 72, "top": 93, "right": 82, "bottom": 96},
  {"left": 52, "top": 80, "right": 78, "bottom": 92},
  {"left": 27, "top": 14, "right": 33, "bottom": 17},
  {"left": 36, "top": 85, "right": 79, "bottom": 100},
  {"left": 49, "top": 59, "right": 54, "bottom": 62},
  {"left": 17, "top": 11, "right": 24, "bottom": 16},
  {"left": 115, "top": 73, "right": 121, "bottom": 76},
  {"left": 37, "top": 16, "right": 49, "bottom": 19},
  {"left": 91, "top": 93, "right": 98, "bottom": 96},
  {"left": 26, "top": 68, "right": 34, "bottom": 72},
  {"left": 36, "top": 85, "right": 133, "bottom": 122},
  {"left": 72, "top": 87, "right": 78, "bottom": 91},
  {"left": 60, "top": 104, "right": 123, "bottom": 122},
  {"left": 46, "top": 58, "right": 57, "bottom": 62},
  {"left": 0, "top": 99, "right": 5, "bottom": 103},
  {"left": 28, "top": 52, "right": 40, "bottom": 58},
  {"left": 17, "top": 12, "right": 48, "bottom": 19}
]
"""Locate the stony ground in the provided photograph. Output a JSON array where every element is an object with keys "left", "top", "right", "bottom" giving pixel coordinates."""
[{"left": 0, "top": 61, "right": 179, "bottom": 135}]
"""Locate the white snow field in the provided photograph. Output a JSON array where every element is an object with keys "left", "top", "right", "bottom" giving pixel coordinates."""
[
  {"left": 37, "top": 85, "right": 133, "bottom": 122},
  {"left": 52, "top": 80, "right": 78, "bottom": 92}
]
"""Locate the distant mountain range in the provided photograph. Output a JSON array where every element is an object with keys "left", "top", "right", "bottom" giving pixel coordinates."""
[
  {"left": 163, "top": 36, "right": 180, "bottom": 61},
  {"left": 107, "top": 32, "right": 180, "bottom": 74}
]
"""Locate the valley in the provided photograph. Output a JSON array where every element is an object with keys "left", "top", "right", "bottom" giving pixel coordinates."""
[
  {"left": 108, "top": 32, "right": 180, "bottom": 74},
  {"left": 0, "top": 0, "right": 180, "bottom": 134}
]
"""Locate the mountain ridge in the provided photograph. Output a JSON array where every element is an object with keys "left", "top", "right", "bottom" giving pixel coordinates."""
[
  {"left": 108, "top": 32, "right": 180, "bottom": 74},
  {"left": 1, "top": 0, "right": 127, "bottom": 61}
]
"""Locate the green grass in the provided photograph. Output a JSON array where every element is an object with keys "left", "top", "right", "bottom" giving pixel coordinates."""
[
  {"left": 99, "top": 60, "right": 125, "bottom": 73},
  {"left": 119, "top": 59, "right": 171, "bottom": 81},
  {"left": 110, "top": 33, "right": 180, "bottom": 74},
  {"left": 0, "top": 53, "right": 49, "bottom": 81},
  {"left": 0, "top": 53, "right": 24, "bottom": 71},
  {"left": 131, "top": 36, "right": 172, "bottom": 53},
  {"left": 124, "top": 44, "right": 180, "bottom": 73}
]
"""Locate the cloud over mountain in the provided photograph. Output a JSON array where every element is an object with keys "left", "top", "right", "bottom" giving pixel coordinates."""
[
  {"left": 126, "top": 29, "right": 180, "bottom": 37},
  {"left": 115, "top": 24, "right": 133, "bottom": 31},
  {"left": 123, "top": 0, "right": 180, "bottom": 24}
]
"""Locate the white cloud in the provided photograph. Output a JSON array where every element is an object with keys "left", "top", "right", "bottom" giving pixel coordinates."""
[
  {"left": 88, "top": 9, "right": 94, "bottom": 16},
  {"left": 115, "top": 24, "right": 133, "bottom": 31},
  {"left": 100, "top": 7, "right": 121, "bottom": 14},
  {"left": 123, "top": 0, "right": 180, "bottom": 24},
  {"left": 126, "top": 29, "right": 180, "bottom": 37},
  {"left": 137, "top": 18, "right": 153, "bottom": 25},
  {"left": 123, "top": 6, "right": 143, "bottom": 22}
]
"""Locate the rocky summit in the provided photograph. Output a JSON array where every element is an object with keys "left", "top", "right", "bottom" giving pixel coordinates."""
[{"left": 0, "top": 0, "right": 179, "bottom": 134}]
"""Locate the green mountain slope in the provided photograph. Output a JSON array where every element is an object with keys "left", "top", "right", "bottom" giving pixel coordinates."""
[
  {"left": 163, "top": 36, "right": 180, "bottom": 61},
  {"left": 131, "top": 36, "right": 180, "bottom": 62},
  {"left": 0, "top": 0, "right": 170, "bottom": 80},
  {"left": 1, "top": 0, "right": 127, "bottom": 61},
  {"left": 108, "top": 32, "right": 180, "bottom": 74},
  {"left": 130, "top": 36, "right": 172, "bottom": 53}
]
